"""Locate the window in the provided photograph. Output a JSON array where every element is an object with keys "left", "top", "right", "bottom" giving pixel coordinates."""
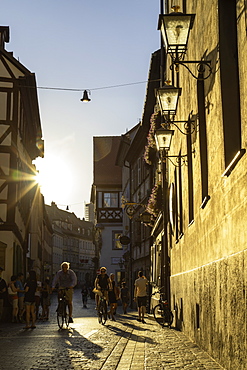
[
  {"left": 13, "top": 244, "right": 22, "bottom": 275},
  {"left": 174, "top": 158, "right": 183, "bottom": 240},
  {"left": 0, "top": 241, "right": 7, "bottom": 270},
  {"left": 197, "top": 72, "right": 210, "bottom": 207},
  {"left": 137, "top": 158, "right": 141, "bottom": 185},
  {"left": 187, "top": 125, "right": 194, "bottom": 224},
  {"left": 219, "top": 0, "right": 243, "bottom": 175},
  {"left": 245, "top": 0, "right": 247, "bottom": 34},
  {"left": 103, "top": 192, "right": 119, "bottom": 208},
  {"left": 112, "top": 231, "right": 123, "bottom": 250}
]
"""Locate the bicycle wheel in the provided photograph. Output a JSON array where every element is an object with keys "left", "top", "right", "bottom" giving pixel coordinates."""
[
  {"left": 101, "top": 300, "right": 107, "bottom": 325},
  {"left": 57, "top": 302, "right": 64, "bottom": 329},
  {"left": 64, "top": 304, "right": 69, "bottom": 328},
  {"left": 163, "top": 307, "right": 173, "bottom": 327},
  {"left": 153, "top": 304, "right": 165, "bottom": 327},
  {"left": 153, "top": 304, "right": 173, "bottom": 328},
  {"left": 98, "top": 300, "right": 103, "bottom": 324}
]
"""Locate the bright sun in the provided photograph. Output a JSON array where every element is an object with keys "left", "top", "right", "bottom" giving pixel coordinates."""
[{"left": 34, "top": 154, "right": 74, "bottom": 205}]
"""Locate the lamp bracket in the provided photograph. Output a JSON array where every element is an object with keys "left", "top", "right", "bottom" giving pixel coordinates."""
[
  {"left": 122, "top": 201, "right": 146, "bottom": 208},
  {"left": 162, "top": 111, "right": 197, "bottom": 135},
  {"left": 164, "top": 155, "right": 188, "bottom": 167},
  {"left": 121, "top": 200, "right": 146, "bottom": 219},
  {"left": 161, "top": 149, "right": 195, "bottom": 167},
  {"left": 170, "top": 58, "right": 212, "bottom": 80}
]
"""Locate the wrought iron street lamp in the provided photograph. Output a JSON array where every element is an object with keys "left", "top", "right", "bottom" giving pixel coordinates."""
[
  {"left": 158, "top": 6, "right": 195, "bottom": 60},
  {"left": 156, "top": 84, "right": 181, "bottom": 117},
  {"left": 156, "top": 84, "right": 196, "bottom": 136},
  {"left": 158, "top": 6, "right": 212, "bottom": 80},
  {"left": 154, "top": 127, "right": 174, "bottom": 152}
]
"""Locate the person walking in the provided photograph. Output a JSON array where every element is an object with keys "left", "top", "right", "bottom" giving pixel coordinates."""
[
  {"left": 134, "top": 271, "right": 148, "bottom": 323},
  {"left": 0, "top": 267, "right": 7, "bottom": 322},
  {"left": 41, "top": 278, "right": 51, "bottom": 320},
  {"left": 120, "top": 282, "right": 129, "bottom": 314},
  {"left": 52, "top": 262, "right": 77, "bottom": 323},
  {"left": 81, "top": 285, "right": 88, "bottom": 308},
  {"left": 8, "top": 275, "right": 19, "bottom": 323},
  {"left": 15, "top": 273, "right": 25, "bottom": 323},
  {"left": 24, "top": 270, "right": 37, "bottom": 329},
  {"left": 108, "top": 273, "right": 118, "bottom": 321}
]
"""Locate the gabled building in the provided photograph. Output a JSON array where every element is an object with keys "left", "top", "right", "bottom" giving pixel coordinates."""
[
  {"left": 45, "top": 202, "right": 95, "bottom": 287},
  {"left": 92, "top": 136, "right": 124, "bottom": 283},
  {"left": 0, "top": 26, "right": 44, "bottom": 280}
]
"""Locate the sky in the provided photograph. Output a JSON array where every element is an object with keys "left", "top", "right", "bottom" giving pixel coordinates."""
[{"left": 1, "top": 1, "right": 160, "bottom": 219}]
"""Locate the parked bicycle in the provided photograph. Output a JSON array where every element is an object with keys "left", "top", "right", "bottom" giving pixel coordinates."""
[
  {"left": 97, "top": 289, "right": 108, "bottom": 325},
  {"left": 151, "top": 286, "right": 173, "bottom": 328},
  {"left": 57, "top": 288, "right": 69, "bottom": 329}
]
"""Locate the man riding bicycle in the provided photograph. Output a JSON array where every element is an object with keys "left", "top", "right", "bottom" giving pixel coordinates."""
[{"left": 52, "top": 262, "right": 77, "bottom": 323}]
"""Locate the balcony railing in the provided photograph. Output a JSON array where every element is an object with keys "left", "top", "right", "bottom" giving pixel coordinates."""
[{"left": 97, "top": 208, "right": 123, "bottom": 223}]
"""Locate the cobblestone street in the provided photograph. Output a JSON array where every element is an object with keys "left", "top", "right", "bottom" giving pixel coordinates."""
[{"left": 0, "top": 290, "right": 225, "bottom": 370}]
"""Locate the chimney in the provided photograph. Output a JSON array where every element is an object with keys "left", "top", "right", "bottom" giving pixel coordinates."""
[{"left": 0, "top": 26, "right": 10, "bottom": 49}]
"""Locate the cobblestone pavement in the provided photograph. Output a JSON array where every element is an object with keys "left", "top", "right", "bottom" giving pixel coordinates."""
[{"left": 0, "top": 290, "right": 225, "bottom": 370}]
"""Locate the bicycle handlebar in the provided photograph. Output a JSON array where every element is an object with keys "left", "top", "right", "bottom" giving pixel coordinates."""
[{"left": 150, "top": 286, "right": 164, "bottom": 297}]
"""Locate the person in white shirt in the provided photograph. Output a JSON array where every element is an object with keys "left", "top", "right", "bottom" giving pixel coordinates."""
[
  {"left": 134, "top": 271, "right": 148, "bottom": 323},
  {"left": 52, "top": 262, "right": 77, "bottom": 323}
]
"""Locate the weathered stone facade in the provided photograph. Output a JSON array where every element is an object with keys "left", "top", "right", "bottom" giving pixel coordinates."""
[{"left": 166, "top": 1, "right": 247, "bottom": 368}]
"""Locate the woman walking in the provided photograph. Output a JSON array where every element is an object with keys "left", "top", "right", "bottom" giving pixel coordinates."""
[
  {"left": 108, "top": 273, "right": 118, "bottom": 321},
  {"left": 8, "top": 275, "right": 18, "bottom": 323},
  {"left": 120, "top": 282, "right": 129, "bottom": 314},
  {"left": 24, "top": 270, "right": 37, "bottom": 329},
  {"left": 41, "top": 278, "right": 51, "bottom": 320}
]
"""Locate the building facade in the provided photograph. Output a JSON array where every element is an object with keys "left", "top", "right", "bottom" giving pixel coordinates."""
[
  {"left": 0, "top": 26, "right": 44, "bottom": 281},
  {"left": 45, "top": 202, "right": 95, "bottom": 287},
  {"left": 141, "top": 1, "right": 247, "bottom": 369},
  {"left": 92, "top": 136, "right": 124, "bottom": 284}
]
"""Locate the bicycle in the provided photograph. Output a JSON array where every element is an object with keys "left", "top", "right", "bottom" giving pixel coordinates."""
[
  {"left": 56, "top": 288, "right": 69, "bottom": 329},
  {"left": 97, "top": 289, "right": 108, "bottom": 325},
  {"left": 151, "top": 287, "right": 173, "bottom": 328}
]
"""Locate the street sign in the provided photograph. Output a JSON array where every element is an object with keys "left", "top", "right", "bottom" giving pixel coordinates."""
[{"left": 120, "top": 235, "right": 130, "bottom": 245}]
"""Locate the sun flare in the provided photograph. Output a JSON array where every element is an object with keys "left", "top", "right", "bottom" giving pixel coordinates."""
[{"left": 34, "top": 154, "right": 74, "bottom": 205}]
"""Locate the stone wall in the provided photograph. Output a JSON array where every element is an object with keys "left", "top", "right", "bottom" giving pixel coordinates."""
[
  {"left": 167, "top": 1, "right": 247, "bottom": 369},
  {"left": 171, "top": 250, "right": 246, "bottom": 369}
]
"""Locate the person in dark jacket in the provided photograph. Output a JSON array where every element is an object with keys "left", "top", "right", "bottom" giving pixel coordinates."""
[
  {"left": 24, "top": 270, "right": 37, "bottom": 329},
  {"left": 120, "top": 282, "right": 130, "bottom": 314},
  {"left": 108, "top": 273, "right": 119, "bottom": 321},
  {"left": 0, "top": 267, "right": 7, "bottom": 321},
  {"left": 81, "top": 285, "right": 88, "bottom": 308}
]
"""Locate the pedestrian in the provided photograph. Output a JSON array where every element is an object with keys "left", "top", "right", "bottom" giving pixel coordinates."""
[
  {"left": 35, "top": 279, "right": 42, "bottom": 320},
  {"left": 120, "top": 282, "right": 130, "bottom": 314},
  {"left": 52, "top": 262, "right": 77, "bottom": 323},
  {"left": 134, "top": 271, "right": 148, "bottom": 323},
  {"left": 24, "top": 270, "right": 37, "bottom": 329},
  {"left": 81, "top": 285, "right": 88, "bottom": 308},
  {"left": 8, "top": 275, "right": 19, "bottom": 323},
  {"left": 15, "top": 273, "right": 25, "bottom": 323},
  {"left": 41, "top": 278, "right": 51, "bottom": 320},
  {"left": 108, "top": 273, "right": 118, "bottom": 321},
  {"left": 0, "top": 267, "right": 7, "bottom": 322}
]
